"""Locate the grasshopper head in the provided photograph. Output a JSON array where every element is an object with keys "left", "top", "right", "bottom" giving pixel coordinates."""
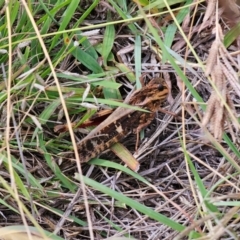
[{"left": 130, "top": 77, "right": 169, "bottom": 107}]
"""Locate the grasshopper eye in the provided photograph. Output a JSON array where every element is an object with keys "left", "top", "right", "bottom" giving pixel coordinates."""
[{"left": 158, "top": 84, "right": 164, "bottom": 91}]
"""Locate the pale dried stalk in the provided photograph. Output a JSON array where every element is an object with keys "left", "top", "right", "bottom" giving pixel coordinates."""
[
  {"left": 199, "top": 0, "right": 217, "bottom": 32},
  {"left": 219, "top": 41, "right": 240, "bottom": 71},
  {"left": 202, "top": 64, "right": 227, "bottom": 140},
  {"left": 163, "top": 72, "right": 174, "bottom": 104},
  {"left": 202, "top": 0, "right": 217, "bottom": 24},
  {"left": 205, "top": 40, "right": 219, "bottom": 76},
  {"left": 213, "top": 100, "right": 224, "bottom": 139},
  {"left": 218, "top": 41, "right": 240, "bottom": 95},
  {"left": 201, "top": 93, "right": 216, "bottom": 127},
  {"left": 221, "top": 63, "right": 240, "bottom": 96},
  {"left": 225, "top": 93, "right": 239, "bottom": 132},
  {"left": 202, "top": 21, "right": 239, "bottom": 140}
]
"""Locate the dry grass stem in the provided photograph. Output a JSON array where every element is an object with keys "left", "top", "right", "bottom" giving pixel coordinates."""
[
  {"left": 199, "top": 0, "right": 217, "bottom": 32},
  {"left": 204, "top": 40, "right": 219, "bottom": 77},
  {"left": 202, "top": 23, "right": 239, "bottom": 140}
]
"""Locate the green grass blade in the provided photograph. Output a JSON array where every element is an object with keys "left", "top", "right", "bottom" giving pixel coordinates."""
[
  {"left": 102, "top": 12, "right": 115, "bottom": 66},
  {"left": 102, "top": 74, "right": 122, "bottom": 100},
  {"left": 183, "top": 150, "right": 219, "bottom": 213},
  {"left": 139, "top": 6, "right": 204, "bottom": 103},
  {"left": 48, "top": 206, "right": 88, "bottom": 226},
  {"left": 39, "top": 98, "right": 61, "bottom": 125},
  {"left": 0, "top": 153, "right": 43, "bottom": 190},
  {"left": 39, "top": 133, "right": 76, "bottom": 192},
  {"left": 0, "top": 198, "right": 19, "bottom": 214},
  {"left": 223, "top": 134, "right": 240, "bottom": 159},
  {"left": 38, "top": 0, "right": 59, "bottom": 25},
  {"left": 50, "top": 0, "right": 80, "bottom": 49},
  {"left": 77, "top": 33, "right": 99, "bottom": 60},
  {"left": 9, "top": 1, "right": 20, "bottom": 27},
  {"left": 163, "top": 0, "right": 192, "bottom": 62},
  {"left": 73, "top": 0, "right": 100, "bottom": 27},
  {"left": 65, "top": 35, "right": 104, "bottom": 73},
  {"left": 76, "top": 174, "right": 200, "bottom": 237},
  {"left": 134, "top": 35, "right": 142, "bottom": 89},
  {"left": 108, "top": 0, "right": 138, "bottom": 33},
  {"left": 89, "top": 159, "right": 150, "bottom": 184},
  {"left": 224, "top": 22, "right": 240, "bottom": 48}
]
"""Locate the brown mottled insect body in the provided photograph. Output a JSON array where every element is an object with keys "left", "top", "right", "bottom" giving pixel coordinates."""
[
  {"left": 78, "top": 110, "right": 146, "bottom": 162},
  {"left": 77, "top": 78, "right": 169, "bottom": 162}
]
